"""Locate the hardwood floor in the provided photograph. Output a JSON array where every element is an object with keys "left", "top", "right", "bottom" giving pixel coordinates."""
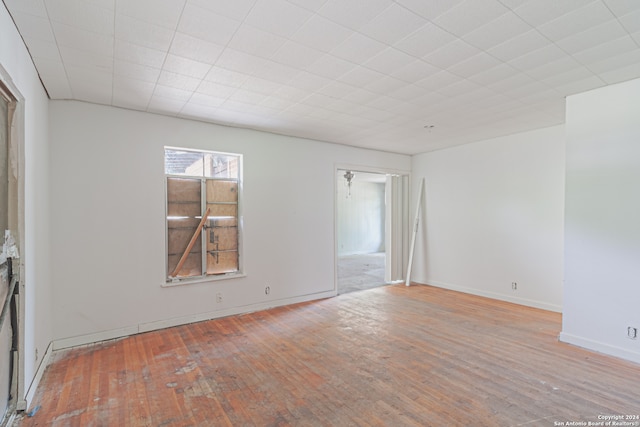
[{"left": 18, "top": 285, "right": 640, "bottom": 426}]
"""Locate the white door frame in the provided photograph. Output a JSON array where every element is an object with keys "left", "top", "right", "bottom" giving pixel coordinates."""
[
  {"left": 0, "top": 66, "right": 26, "bottom": 414},
  {"left": 334, "top": 164, "right": 410, "bottom": 293}
]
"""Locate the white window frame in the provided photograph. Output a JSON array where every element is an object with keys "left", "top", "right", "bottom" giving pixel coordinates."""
[{"left": 163, "top": 146, "right": 244, "bottom": 286}]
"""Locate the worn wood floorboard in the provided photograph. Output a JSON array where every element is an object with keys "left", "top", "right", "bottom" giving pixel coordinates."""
[{"left": 17, "top": 284, "right": 640, "bottom": 426}]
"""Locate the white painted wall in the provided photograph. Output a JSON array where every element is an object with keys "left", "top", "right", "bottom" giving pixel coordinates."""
[
  {"left": 49, "top": 101, "right": 410, "bottom": 347},
  {"left": 411, "top": 126, "right": 565, "bottom": 311},
  {"left": 336, "top": 177, "right": 385, "bottom": 256},
  {"left": 0, "top": 3, "right": 52, "bottom": 407},
  {"left": 561, "top": 78, "right": 640, "bottom": 364}
]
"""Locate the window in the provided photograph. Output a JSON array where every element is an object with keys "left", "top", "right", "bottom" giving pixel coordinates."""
[{"left": 164, "top": 147, "right": 242, "bottom": 283}]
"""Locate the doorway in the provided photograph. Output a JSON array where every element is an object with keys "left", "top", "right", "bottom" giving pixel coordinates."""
[
  {"left": 0, "top": 77, "right": 22, "bottom": 425},
  {"left": 336, "top": 168, "right": 409, "bottom": 294}
]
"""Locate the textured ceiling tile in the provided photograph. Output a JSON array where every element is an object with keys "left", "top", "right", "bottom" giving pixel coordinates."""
[
  {"left": 330, "top": 32, "right": 387, "bottom": 64},
  {"left": 227, "top": 89, "right": 270, "bottom": 105},
  {"left": 433, "top": 0, "right": 509, "bottom": 37},
  {"left": 510, "top": 0, "right": 594, "bottom": 27},
  {"left": 152, "top": 84, "right": 194, "bottom": 102},
  {"left": 602, "top": 0, "right": 640, "bottom": 16},
  {"left": 317, "top": 0, "right": 393, "bottom": 30},
  {"left": 114, "top": 39, "right": 166, "bottom": 69},
  {"left": 245, "top": 0, "right": 313, "bottom": 37},
  {"left": 435, "top": 79, "right": 482, "bottom": 97},
  {"left": 414, "top": 70, "right": 459, "bottom": 91},
  {"left": 363, "top": 47, "right": 416, "bottom": 75},
  {"left": 423, "top": 39, "right": 482, "bottom": 69},
  {"left": 118, "top": 0, "right": 185, "bottom": 29},
  {"left": 305, "top": 54, "right": 356, "bottom": 79},
  {"left": 507, "top": 44, "right": 566, "bottom": 71},
  {"left": 114, "top": 59, "right": 161, "bottom": 83},
  {"left": 448, "top": 52, "right": 502, "bottom": 78},
  {"left": 9, "top": 12, "right": 56, "bottom": 42},
  {"left": 487, "top": 30, "right": 550, "bottom": 62},
  {"left": 242, "top": 76, "right": 285, "bottom": 95},
  {"left": 6, "top": 0, "right": 640, "bottom": 155},
  {"left": 338, "top": 66, "right": 385, "bottom": 87},
  {"left": 525, "top": 56, "right": 583, "bottom": 81},
  {"left": 394, "top": 0, "right": 466, "bottom": 21},
  {"left": 59, "top": 45, "right": 113, "bottom": 72},
  {"left": 599, "top": 61, "right": 640, "bottom": 84},
  {"left": 169, "top": 32, "right": 225, "bottom": 64},
  {"left": 555, "top": 19, "right": 628, "bottom": 54},
  {"left": 359, "top": 3, "right": 427, "bottom": 45},
  {"left": 227, "top": 25, "right": 287, "bottom": 59},
  {"left": 115, "top": 15, "right": 175, "bottom": 51},
  {"left": 467, "top": 63, "right": 520, "bottom": 86},
  {"left": 163, "top": 54, "right": 212, "bottom": 79},
  {"left": 587, "top": 49, "right": 640, "bottom": 74},
  {"left": 214, "top": 48, "right": 268, "bottom": 74},
  {"left": 22, "top": 37, "right": 61, "bottom": 61},
  {"left": 287, "top": 71, "right": 331, "bottom": 91},
  {"left": 46, "top": 0, "right": 114, "bottom": 34},
  {"left": 364, "top": 76, "right": 408, "bottom": 95},
  {"left": 157, "top": 70, "right": 202, "bottom": 91},
  {"left": 271, "top": 40, "right": 325, "bottom": 69},
  {"left": 32, "top": 57, "right": 72, "bottom": 98},
  {"left": 393, "top": 22, "right": 457, "bottom": 58},
  {"left": 536, "top": 2, "right": 615, "bottom": 42},
  {"left": 572, "top": 36, "right": 638, "bottom": 65},
  {"left": 462, "top": 11, "right": 532, "bottom": 50},
  {"left": 541, "top": 66, "right": 596, "bottom": 88},
  {"left": 4, "top": 0, "right": 48, "bottom": 17},
  {"left": 487, "top": 72, "right": 537, "bottom": 93},
  {"left": 285, "top": 0, "right": 329, "bottom": 12},
  {"left": 386, "top": 84, "right": 425, "bottom": 101},
  {"left": 253, "top": 60, "right": 300, "bottom": 84},
  {"left": 197, "top": 80, "right": 238, "bottom": 98},
  {"left": 618, "top": 9, "right": 640, "bottom": 33},
  {"left": 52, "top": 22, "right": 113, "bottom": 55},
  {"left": 316, "top": 80, "right": 358, "bottom": 98},
  {"left": 204, "top": 66, "right": 250, "bottom": 87},
  {"left": 391, "top": 59, "right": 441, "bottom": 83},
  {"left": 290, "top": 14, "right": 353, "bottom": 53},
  {"left": 188, "top": 0, "right": 257, "bottom": 21},
  {"left": 177, "top": 4, "right": 241, "bottom": 45}
]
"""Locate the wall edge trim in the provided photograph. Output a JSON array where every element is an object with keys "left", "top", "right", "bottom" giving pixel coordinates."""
[
  {"left": 419, "top": 280, "right": 562, "bottom": 312},
  {"left": 559, "top": 332, "right": 640, "bottom": 365},
  {"left": 52, "top": 290, "right": 337, "bottom": 350}
]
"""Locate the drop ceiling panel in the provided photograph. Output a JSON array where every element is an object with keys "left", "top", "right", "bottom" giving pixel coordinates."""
[
  {"left": 359, "top": 3, "right": 427, "bottom": 45},
  {"left": 5, "top": 0, "right": 640, "bottom": 155}
]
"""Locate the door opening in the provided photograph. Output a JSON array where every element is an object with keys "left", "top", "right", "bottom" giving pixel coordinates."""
[
  {"left": 0, "top": 76, "right": 22, "bottom": 425},
  {"left": 336, "top": 169, "right": 409, "bottom": 294}
]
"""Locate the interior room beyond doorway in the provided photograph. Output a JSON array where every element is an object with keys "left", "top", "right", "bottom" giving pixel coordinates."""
[{"left": 336, "top": 170, "right": 387, "bottom": 294}]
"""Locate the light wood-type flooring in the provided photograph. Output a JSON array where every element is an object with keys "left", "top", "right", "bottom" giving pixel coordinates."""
[{"left": 17, "top": 284, "right": 640, "bottom": 426}]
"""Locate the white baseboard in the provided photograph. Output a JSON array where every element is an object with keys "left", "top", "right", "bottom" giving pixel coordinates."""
[
  {"left": 418, "top": 280, "right": 562, "bottom": 313},
  {"left": 559, "top": 332, "right": 640, "bottom": 365},
  {"left": 53, "top": 290, "right": 337, "bottom": 350},
  {"left": 23, "top": 340, "right": 52, "bottom": 410}
]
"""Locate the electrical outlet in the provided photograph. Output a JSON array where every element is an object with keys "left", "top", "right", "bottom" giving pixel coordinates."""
[
  {"left": 35, "top": 348, "right": 38, "bottom": 361},
  {"left": 511, "top": 282, "right": 517, "bottom": 290},
  {"left": 216, "top": 293, "right": 222, "bottom": 303},
  {"left": 628, "top": 326, "right": 637, "bottom": 340},
  {"left": 265, "top": 286, "right": 270, "bottom": 295}
]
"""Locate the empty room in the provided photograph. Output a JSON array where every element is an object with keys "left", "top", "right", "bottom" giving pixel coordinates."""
[{"left": 1, "top": 0, "right": 640, "bottom": 425}]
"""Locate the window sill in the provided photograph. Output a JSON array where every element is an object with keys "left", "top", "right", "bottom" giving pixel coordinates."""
[{"left": 162, "top": 272, "right": 246, "bottom": 288}]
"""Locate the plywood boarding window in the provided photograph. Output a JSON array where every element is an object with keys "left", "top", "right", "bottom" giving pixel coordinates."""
[{"left": 165, "top": 148, "right": 242, "bottom": 283}]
